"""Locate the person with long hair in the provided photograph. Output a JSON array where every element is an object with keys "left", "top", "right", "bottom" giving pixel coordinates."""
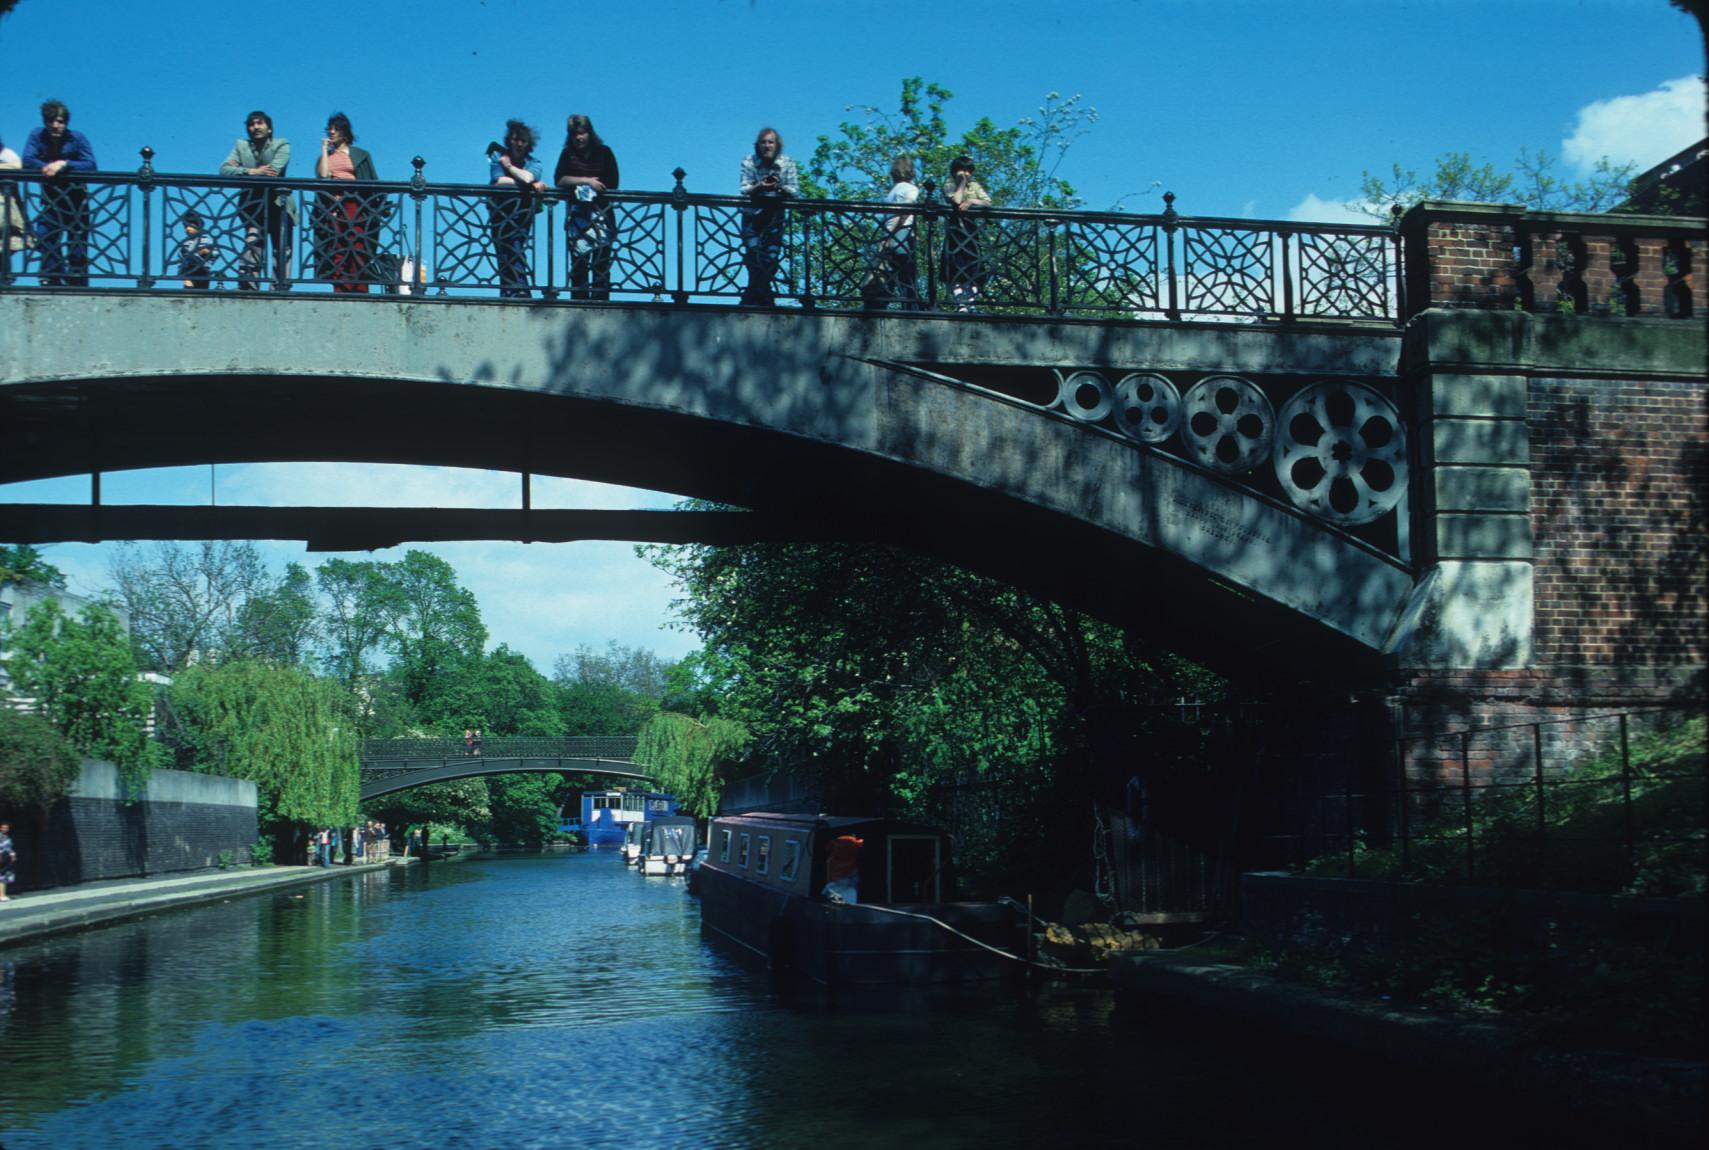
[
  {"left": 737, "top": 126, "right": 798, "bottom": 307},
  {"left": 313, "top": 112, "right": 378, "bottom": 292},
  {"left": 553, "top": 114, "right": 620, "bottom": 300},
  {"left": 490, "top": 118, "right": 547, "bottom": 299}
]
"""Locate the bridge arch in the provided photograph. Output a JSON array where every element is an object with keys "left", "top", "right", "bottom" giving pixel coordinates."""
[{"left": 2, "top": 292, "right": 1412, "bottom": 676}]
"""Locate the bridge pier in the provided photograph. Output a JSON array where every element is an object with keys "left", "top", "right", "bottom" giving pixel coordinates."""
[{"left": 1383, "top": 203, "right": 1704, "bottom": 768}]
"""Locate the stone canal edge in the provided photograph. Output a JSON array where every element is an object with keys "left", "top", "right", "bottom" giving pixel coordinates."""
[{"left": 1112, "top": 953, "right": 1703, "bottom": 1136}]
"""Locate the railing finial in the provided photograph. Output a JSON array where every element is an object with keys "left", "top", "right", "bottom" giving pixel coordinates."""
[
  {"left": 1161, "top": 190, "right": 1177, "bottom": 227},
  {"left": 410, "top": 156, "right": 427, "bottom": 193},
  {"left": 670, "top": 167, "right": 688, "bottom": 210},
  {"left": 138, "top": 147, "right": 155, "bottom": 179}
]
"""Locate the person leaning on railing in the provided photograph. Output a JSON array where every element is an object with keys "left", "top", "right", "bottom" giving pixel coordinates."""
[
  {"left": 221, "top": 110, "right": 298, "bottom": 291},
  {"left": 313, "top": 111, "right": 378, "bottom": 293},
  {"left": 489, "top": 119, "right": 548, "bottom": 299},
  {"left": 0, "top": 135, "right": 31, "bottom": 274},
  {"left": 862, "top": 154, "right": 922, "bottom": 312},
  {"left": 553, "top": 114, "right": 620, "bottom": 301},
  {"left": 21, "top": 99, "right": 98, "bottom": 287},
  {"left": 738, "top": 126, "right": 798, "bottom": 307},
  {"left": 941, "top": 155, "right": 990, "bottom": 314}
]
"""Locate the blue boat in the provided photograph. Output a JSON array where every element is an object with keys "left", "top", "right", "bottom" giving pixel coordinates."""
[{"left": 580, "top": 789, "right": 677, "bottom": 849}]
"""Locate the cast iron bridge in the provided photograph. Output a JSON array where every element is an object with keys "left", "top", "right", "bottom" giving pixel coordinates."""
[{"left": 359, "top": 735, "right": 647, "bottom": 802}]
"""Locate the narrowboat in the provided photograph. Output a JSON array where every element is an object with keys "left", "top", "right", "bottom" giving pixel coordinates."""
[
  {"left": 697, "top": 812, "right": 1025, "bottom": 990},
  {"left": 638, "top": 816, "right": 698, "bottom": 875},
  {"left": 580, "top": 789, "right": 677, "bottom": 849}
]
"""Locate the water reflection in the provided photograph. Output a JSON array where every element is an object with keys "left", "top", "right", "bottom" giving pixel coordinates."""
[{"left": 0, "top": 852, "right": 1630, "bottom": 1149}]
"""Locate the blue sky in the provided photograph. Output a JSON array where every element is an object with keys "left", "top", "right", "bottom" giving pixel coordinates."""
[{"left": 3, "top": 0, "right": 1703, "bottom": 670}]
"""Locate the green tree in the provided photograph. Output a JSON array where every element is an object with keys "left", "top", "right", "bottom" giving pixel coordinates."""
[
  {"left": 633, "top": 711, "right": 748, "bottom": 818},
  {"left": 1357, "top": 148, "right": 1638, "bottom": 218},
  {"left": 428, "top": 645, "right": 565, "bottom": 737},
  {"left": 804, "top": 77, "right": 1096, "bottom": 208},
  {"left": 551, "top": 641, "right": 668, "bottom": 735},
  {"left": 0, "top": 544, "right": 66, "bottom": 589},
  {"left": 316, "top": 557, "right": 392, "bottom": 688},
  {"left": 372, "top": 551, "right": 487, "bottom": 709},
  {"left": 168, "top": 660, "right": 359, "bottom": 835},
  {"left": 232, "top": 561, "right": 318, "bottom": 665},
  {"left": 0, "top": 709, "right": 81, "bottom": 809},
  {"left": 484, "top": 773, "right": 561, "bottom": 845},
  {"left": 4, "top": 599, "right": 157, "bottom": 792}
]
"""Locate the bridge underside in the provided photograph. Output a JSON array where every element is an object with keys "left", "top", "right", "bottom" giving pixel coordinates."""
[
  {"left": 359, "top": 757, "right": 653, "bottom": 803},
  {"left": 3, "top": 292, "right": 1410, "bottom": 681}
]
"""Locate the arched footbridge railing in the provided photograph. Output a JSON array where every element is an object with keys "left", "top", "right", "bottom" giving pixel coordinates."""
[{"left": 359, "top": 736, "right": 646, "bottom": 803}]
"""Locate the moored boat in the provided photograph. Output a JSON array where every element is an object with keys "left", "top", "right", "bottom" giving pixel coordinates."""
[
  {"left": 697, "top": 812, "right": 1026, "bottom": 990},
  {"left": 581, "top": 788, "right": 677, "bottom": 850},
  {"left": 638, "top": 816, "right": 698, "bottom": 875}
]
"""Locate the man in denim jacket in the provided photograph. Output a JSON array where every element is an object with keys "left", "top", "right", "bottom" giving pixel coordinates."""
[{"left": 21, "top": 99, "right": 98, "bottom": 286}]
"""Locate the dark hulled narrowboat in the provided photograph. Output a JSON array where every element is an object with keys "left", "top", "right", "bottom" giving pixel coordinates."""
[{"left": 697, "top": 812, "right": 1024, "bottom": 989}]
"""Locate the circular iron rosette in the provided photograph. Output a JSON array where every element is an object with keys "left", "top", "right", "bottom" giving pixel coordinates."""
[
  {"left": 1272, "top": 381, "right": 1408, "bottom": 525},
  {"left": 1112, "top": 373, "right": 1181, "bottom": 445},
  {"left": 1055, "top": 370, "right": 1115, "bottom": 423},
  {"left": 1181, "top": 375, "right": 1274, "bottom": 474}
]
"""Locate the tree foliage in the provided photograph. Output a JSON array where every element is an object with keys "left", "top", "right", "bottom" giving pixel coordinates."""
[
  {"left": 0, "top": 544, "right": 66, "bottom": 589},
  {"left": 0, "top": 709, "right": 82, "bottom": 809},
  {"left": 1357, "top": 148, "right": 1638, "bottom": 218},
  {"left": 633, "top": 711, "right": 749, "bottom": 818},
  {"left": 108, "top": 541, "right": 271, "bottom": 672},
  {"left": 168, "top": 660, "right": 359, "bottom": 829},
  {"left": 804, "top": 77, "right": 1097, "bottom": 208},
  {"left": 4, "top": 599, "right": 157, "bottom": 792}
]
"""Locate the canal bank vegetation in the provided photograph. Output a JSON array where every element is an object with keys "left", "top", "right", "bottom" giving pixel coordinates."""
[{"left": 1255, "top": 715, "right": 1708, "bottom": 1058}]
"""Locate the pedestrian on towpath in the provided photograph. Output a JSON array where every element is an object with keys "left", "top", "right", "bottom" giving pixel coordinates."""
[{"left": 0, "top": 822, "right": 17, "bottom": 901}]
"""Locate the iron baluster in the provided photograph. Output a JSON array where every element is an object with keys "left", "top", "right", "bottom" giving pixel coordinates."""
[
  {"left": 409, "top": 156, "right": 427, "bottom": 297},
  {"left": 1532, "top": 723, "right": 1546, "bottom": 885},
  {"left": 1396, "top": 735, "right": 1410, "bottom": 873},
  {"left": 1162, "top": 191, "right": 1180, "bottom": 321},
  {"left": 798, "top": 205, "right": 814, "bottom": 310},
  {"left": 543, "top": 189, "right": 558, "bottom": 301},
  {"left": 137, "top": 147, "right": 155, "bottom": 288},
  {"left": 1389, "top": 204, "right": 1405, "bottom": 324},
  {"left": 1619, "top": 713, "right": 1634, "bottom": 884},
  {"left": 1047, "top": 218, "right": 1060, "bottom": 315},
  {"left": 670, "top": 168, "right": 688, "bottom": 305},
  {"left": 1460, "top": 730, "right": 1474, "bottom": 879},
  {"left": 922, "top": 179, "right": 939, "bottom": 310},
  {"left": 1280, "top": 228, "right": 1294, "bottom": 323}
]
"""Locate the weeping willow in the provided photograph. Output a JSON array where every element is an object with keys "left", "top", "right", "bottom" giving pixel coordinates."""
[
  {"left": 632, "top": 712, "right": 748, "bottom": 817},
  {"left": 169, "top": 661, "right": 360, "bottom": 829}
]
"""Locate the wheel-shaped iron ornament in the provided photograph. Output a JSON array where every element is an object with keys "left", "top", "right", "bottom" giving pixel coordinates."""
[
  {"left": 1113, "top": 373, "right": 1181, "bottom": 444},
  {"left": 1055, "top": 370, "right": 1114, "bottom": 423},
  {"left": 1181, "top": 376, "right": 1274, "bottom": 473},
  {"left": 1272, "top": 381, "right": 1407, "bottom": 525}
]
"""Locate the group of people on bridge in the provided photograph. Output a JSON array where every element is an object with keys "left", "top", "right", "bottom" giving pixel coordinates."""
[{"left": 1, "top": 100, "right": 994, "bottom": 311}]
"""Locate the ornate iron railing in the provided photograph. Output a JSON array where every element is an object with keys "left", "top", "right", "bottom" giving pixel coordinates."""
[
  {"left": 362, "top": 735, "right": 640, "bottom": 762},
  {"left": 0, "top": 153, "right": 1403, "bottom": 324}
]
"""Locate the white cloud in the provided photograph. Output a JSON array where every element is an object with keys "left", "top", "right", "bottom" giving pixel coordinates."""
[
  {"left": 1286, "top": 194, "right": 1380, "bottom": 225},
  {"left": 1563, "top": 76, "right": 1705, "bottom": 173}
]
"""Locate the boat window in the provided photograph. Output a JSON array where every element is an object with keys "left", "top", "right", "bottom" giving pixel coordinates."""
[
  {"left": 779, "top": 839, "right": 801, "bottom": 883},
  {"left": 718, "top": 829, "right": 732, "bottom": 862},
  {"left": 755, "top": 835, "right": 771, "bottom": 875},
  {"left": 737, "top": 833, "right": 750, "bottom": 868},
  {"left": 887, "top": 835, "right": 942, "bottom": 903}
]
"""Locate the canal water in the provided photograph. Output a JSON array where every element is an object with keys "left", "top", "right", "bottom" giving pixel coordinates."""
[{"left": 0, "top": 852, "right": 1624, "bottom": 1149}]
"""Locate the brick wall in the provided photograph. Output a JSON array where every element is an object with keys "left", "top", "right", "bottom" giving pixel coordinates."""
[
  {"left": 1401, "top": 202, "right": 1706, "bottom": 319},
  {"left": 1530, "top": 376, "right": 1706, "bottom": 667}
]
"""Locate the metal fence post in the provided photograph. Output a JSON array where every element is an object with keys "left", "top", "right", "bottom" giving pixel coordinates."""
[
  {"left": 1390, "top": 204, "right": 1406, "bottom": 324},
  {"left": 669, "top": 168, "right": 688, "bottom": 305},
  {"left": 137, "top": 147, "right": 156, "bottom": 288},
  {"left": 798, "top": 205, "right": 815, "bottom": 310},
  {"left": 1396, "top": 735, "right": 1410, "bottom": 872},
  {"left": 1460, "top": 731, "right": 1474, "bottom": 879},
  {"left": 1162, "top": 191, "right": 1180, "bottom": 321},
  {"left": 1619, "top": 712, "right": 1635, "bottom": 883},
  {"left": 1279, "top": 228, "right": 1294, "bottom": 323},
  {"left": 409, "top": 156, "right": 427, "bottom": 296},
  {"left": 1047, "top": 219, "right": 1061, "bottom": 315},
  {"left": 543, "top": 186, "right": 558, "bottom": 302},
  {"left": 921, "top": 179, "right": 938, "bottom": 310}
]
